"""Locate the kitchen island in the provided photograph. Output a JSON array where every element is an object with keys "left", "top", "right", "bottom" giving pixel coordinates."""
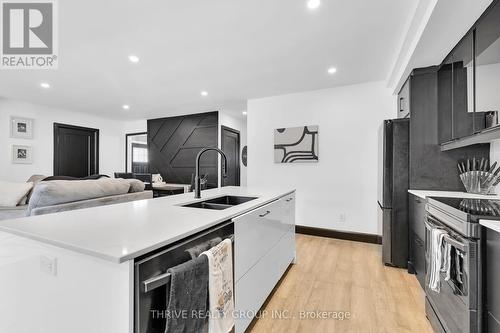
[{"left": 0, "top": 186, "right": 296, "bottom": 333}]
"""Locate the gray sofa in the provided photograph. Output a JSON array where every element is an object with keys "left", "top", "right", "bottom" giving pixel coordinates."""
[{"left": 0, "top": 177, "right": 153, "bottom": 221}]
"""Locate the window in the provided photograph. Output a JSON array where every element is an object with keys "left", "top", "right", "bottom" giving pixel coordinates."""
[{"left": 132, "top": 146, "right": 148, "bottom": 163}]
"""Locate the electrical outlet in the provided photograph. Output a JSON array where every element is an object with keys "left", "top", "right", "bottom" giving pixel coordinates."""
[
  {"left": 339, "top": 213, "right": 346, "bottom": 222},
  {"left": 40, "top": 255, "right": 57, "bottom": 276}
]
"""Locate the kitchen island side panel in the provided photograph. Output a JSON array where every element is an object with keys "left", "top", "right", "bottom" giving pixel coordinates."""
[{"left": 0, "top": 231, "right": 133, "bottom": 333}]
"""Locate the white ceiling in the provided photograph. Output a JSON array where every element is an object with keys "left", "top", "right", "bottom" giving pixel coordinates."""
[{"left": 0, "top": 0, "right": 415, "bottom": 120}]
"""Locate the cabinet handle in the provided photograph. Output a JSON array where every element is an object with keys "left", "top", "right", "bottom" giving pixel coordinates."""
[
  {"left": 259, "top": 210, "right": 271, "bottom": 218},
  {"left": 286, "top": 198, "right": 293, "bottom": 202}
]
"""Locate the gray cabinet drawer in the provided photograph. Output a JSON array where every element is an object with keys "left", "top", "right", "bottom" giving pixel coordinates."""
[
  {"left": 233, "top": 197, "right": 288, "bottom": 282},
  {"left": 487, "top": 230, "right": 500, "bottom": 322},
  {"left": 409, "top": 194, "right": 426, "bottom": 240},
  {"left": 410, "top": 232, "right": 425, "bottom": 289},
  {"left": 235, "top": 230, "right": 295, "bottom": 333}
]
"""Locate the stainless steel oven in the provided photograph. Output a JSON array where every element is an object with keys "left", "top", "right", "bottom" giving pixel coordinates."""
[
  {"left": 425, "top": 215, "right": 482, "bottom": 333},
  {"left": 134, "top": 221, "right": 234, "bottom": 333},
  {"left": 425, "top": 197, "right": 487, "bottom": 333}
]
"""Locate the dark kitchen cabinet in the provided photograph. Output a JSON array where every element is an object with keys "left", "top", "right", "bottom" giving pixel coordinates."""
[
  {"left": 398, "top": 78, "right": 410, "bottom": 119},
  {"left": 438, "top": 55, "right": 453, "bottom": 143},
  {"left": 408, "top": 193, "right": 426, "bottom": 289},
  {"left": 475, "top": 1, "right": 500, "bottom": 133},
  {"left": 438, "top": 32, "right": 475, "bottom": 143},
  {"left": 438, "top": 0, "right": 500, "bottom": 150},
  {"left": 452, "top": 33, "right": 475, "bottom": 139},
  {"left": 407, "top": 67, "right": 489, "bottom": 190},
  {"left": 487, "top": 229, "right": 500, "bottom": 332}
]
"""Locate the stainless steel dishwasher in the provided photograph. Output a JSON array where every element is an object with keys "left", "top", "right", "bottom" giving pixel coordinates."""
[{"left": 134, "top": 221, "right": 234, "bottom": 333}]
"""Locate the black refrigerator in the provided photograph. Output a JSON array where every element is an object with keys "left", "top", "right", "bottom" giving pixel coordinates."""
[{"left": 378, "top": 119, "right": 409, "bottom": 268}]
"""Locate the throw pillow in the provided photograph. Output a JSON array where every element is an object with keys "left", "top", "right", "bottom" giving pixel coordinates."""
[
  {"left": 0, "top": 181, "right": 34, "bottom": 207},
  {"left": 127, "top": 179, "right": 146, "bottom": 193}
]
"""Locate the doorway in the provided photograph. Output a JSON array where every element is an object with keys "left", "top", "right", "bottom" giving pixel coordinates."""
[
  {"left": 126, "top": 132, "right": 148, "bottom": 173},
  {"left": 53, "top": 123, "right": 99, "bottom": 177},
  {"left": 221, "top": 126, "right": 241, "bottom": 186}
]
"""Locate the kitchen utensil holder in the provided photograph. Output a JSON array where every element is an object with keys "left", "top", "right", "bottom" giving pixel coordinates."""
[{"left": 460, "top": 171, "right": 499, "bottom": 195}]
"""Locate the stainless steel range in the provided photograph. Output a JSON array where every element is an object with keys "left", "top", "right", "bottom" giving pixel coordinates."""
[{"left": 425, "top": 197, "right": 500, "bottom": 333}]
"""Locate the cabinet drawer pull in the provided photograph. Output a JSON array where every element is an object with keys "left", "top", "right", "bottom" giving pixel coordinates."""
[
  {"left": 285, "top": 198, "right": 293, "bottom": 202},
  {"left": 259, "top": 210, "right": 271, "bottom": 218}
]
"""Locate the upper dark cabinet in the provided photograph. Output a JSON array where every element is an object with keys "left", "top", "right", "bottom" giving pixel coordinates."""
[
  {"left": 398, "top": 78, "right": 410, "bottom": 119},
  {"left": 438, "top": 55, "right": 453, "bottom": 143},
  {"left": 475, "top": 2, "right": 500, "bottom": 131},
  {"left": 438, "top": 33, "right": 475, "bottom": 143},
  {"left": 439, "top": 0, "right": 500, "bottom": 151},
  {"left": 438, "top": 56, "right": 453, "bottom": 143},
  {"left": 452, "top": 33, "right": 475, "bottom": 139}
]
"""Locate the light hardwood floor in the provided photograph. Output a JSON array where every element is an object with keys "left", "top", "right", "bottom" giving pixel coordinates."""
[{"left": 249, "top": 234, "right": 434, "bottom": 333}]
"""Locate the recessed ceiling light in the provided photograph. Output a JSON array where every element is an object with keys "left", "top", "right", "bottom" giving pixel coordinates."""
[
  {"left": 201, "top": 91, "right": 208, "bottom": 97},
  {"left": 40, "top": 82, "right": 50, "bottom": 89},
  {"left": 327, "top": 67, "right": 337, "bottom": 74},
  {"left": 307, "top": 0, "right": 320, "bottom": 10},
  {"left": 122, "top": 104, "right": 130, "bottom": 110},
  {"left": 242, "top": 111, "right": 248, "bottom": 115},
  {"left": 128, "top": 55, "right": 140, "bottom": 63}
]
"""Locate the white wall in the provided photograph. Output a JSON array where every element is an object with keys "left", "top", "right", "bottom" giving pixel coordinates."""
[
  {"left": 123, "top": 120, "right": 147, "bottom": 134},
  {"left": 478, "top": 63, "right": 500, "bottom": 180},
  {"left": 247, "top": 81, "right": 396, "bottom": 235},
  {"left": 476, "top": 62, "right": 500, "bottom": 113},
  {"left": 0, "top": 98, "right": 126, "bottom": 182}
]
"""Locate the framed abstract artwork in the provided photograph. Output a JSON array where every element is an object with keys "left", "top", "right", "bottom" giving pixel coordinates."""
[
  {"left": 10, "top": 116, "right": 34, "bottom": 139},
  {"left": 274, "top": 125, "right": 319, "bottom": 163},
  {"left": 12, "top": 145, "right": 33, "bottom": 164}
]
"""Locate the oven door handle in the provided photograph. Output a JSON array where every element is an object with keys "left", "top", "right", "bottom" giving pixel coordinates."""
[
  {"left": 425, "top": 215, "right": 442, "bottom": 228},
  {"left": 425, "top": 221, "right": 467, "bottom": 252},
  {"left": 425, "top": 219, "right": 441, "bottom": 233},
  {"left": 443, "top": 234, "right": 467, "bottom": 252}
]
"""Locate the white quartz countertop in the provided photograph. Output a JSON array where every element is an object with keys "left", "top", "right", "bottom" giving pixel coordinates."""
[
  {"left": 0, "top": 186, "right": 294, "bottom": 263},
  {"left": 480, "top": 220, "right": 500, "bottom": 233},
  {"left": 408, "top": 189, "right": 500, "bottom": 200}
]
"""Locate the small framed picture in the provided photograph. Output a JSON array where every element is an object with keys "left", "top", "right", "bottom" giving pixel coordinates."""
[
  {"left": 12, "top": 145, "right": 33, "bottom": 164},
  {"left": 10, "top": 116, "right": 34, "bottom": 139}
]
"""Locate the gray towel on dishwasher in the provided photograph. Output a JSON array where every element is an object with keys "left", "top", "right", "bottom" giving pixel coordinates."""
[
  {"left": 165, "top": 255, "right": 209, "bottom": 333},
  {"left": 185, "top": 237, "right": 222, "bottom": 259}
]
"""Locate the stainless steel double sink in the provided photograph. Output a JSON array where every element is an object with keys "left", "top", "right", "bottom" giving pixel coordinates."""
[{"left": 181, "top": 195, "right": 258, "bottom": 210}]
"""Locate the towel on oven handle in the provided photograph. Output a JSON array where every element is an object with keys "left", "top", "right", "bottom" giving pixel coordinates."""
[{"left": 428, "top": 227, "right": 447, "bottom": 293}]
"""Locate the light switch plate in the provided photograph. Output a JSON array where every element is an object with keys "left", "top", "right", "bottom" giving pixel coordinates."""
[{"left": 40, "top": 255, "right": 57, "bottom": 276}]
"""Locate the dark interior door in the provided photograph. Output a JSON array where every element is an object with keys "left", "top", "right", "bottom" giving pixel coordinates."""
[
  {"left": 54, "top": 123, "right": 99, "bottom": 177},
  {"left": 221, "top": 126, "right": 240, "bottom": 186}
]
